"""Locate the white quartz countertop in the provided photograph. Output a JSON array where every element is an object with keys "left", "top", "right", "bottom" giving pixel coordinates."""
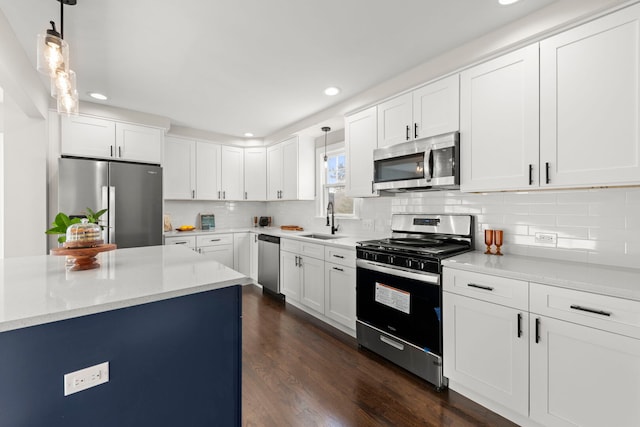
[
  {"left": 0, "top": 245, "right": 251, "bottom": 333},
  {"left": 164, "top": 227, "right": 377, "bottom": 250},
  {"left": 443, "top": 251, "right": 640, "bottom": 302}
]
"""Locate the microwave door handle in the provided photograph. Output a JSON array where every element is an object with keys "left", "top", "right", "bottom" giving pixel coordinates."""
[{"left": 424, "top": 148, "right": 433, "bottom": 181}]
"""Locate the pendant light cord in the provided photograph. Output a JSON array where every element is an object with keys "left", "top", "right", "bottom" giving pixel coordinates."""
[{"left": 60, "top": 0, "right": 64, "bottom": 39}]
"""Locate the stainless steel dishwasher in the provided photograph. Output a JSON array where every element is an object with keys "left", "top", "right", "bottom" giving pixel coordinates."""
[{"left": 258, "top": 234, "right": 281, "bottom": 297}]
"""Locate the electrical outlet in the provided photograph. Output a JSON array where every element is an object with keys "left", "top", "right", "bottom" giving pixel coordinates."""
[
  {"left": 64, "top": 362, "right": 109, "bottom": 396},
  {"left": 362, "top": 219, "right": 374, "bottom": 231},
  {"left": 534, "top": 232, "right": 557, "bottom": 246}
]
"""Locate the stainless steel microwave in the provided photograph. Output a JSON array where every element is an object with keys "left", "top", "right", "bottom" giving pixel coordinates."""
[{"left": 373, "top": 131, "right": 459, "bottom": 192}]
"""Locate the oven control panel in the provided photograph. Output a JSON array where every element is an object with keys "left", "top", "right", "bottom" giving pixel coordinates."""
[{"left": 356, "top": 248, "right": 440, "bottom": 274}]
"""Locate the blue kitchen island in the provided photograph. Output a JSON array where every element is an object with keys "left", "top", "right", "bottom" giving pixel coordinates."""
[{"left": 0, "top": 245, "right": 250, "bottom": 427}]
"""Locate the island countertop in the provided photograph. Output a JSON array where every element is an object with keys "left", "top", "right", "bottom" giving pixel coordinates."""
[{"left": 0, "top": 245, "right": 252, "bottom": 333}]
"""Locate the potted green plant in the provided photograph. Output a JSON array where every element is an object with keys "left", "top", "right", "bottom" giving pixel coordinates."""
[{"left": 46, "top": 208, "right": 108, "bottom": 243}]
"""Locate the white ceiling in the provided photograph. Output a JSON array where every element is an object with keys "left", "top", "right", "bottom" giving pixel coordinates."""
[{"left": 0, "top": 0, "right": 557, "bottom": 139}]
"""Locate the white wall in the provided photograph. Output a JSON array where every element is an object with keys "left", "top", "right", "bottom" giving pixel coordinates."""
[{"left": 0, "top": 8, "right": 49, "bottom": 257}]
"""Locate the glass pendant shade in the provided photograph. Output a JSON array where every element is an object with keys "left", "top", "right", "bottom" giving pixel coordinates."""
[
  {"left": 51, "top": 69, "right": 76, "bottom": 98},
  {"left": 57, "top": 89, "right": 79, "bottom": 115},
  {"left": 37, "top": 31, "right": 69, "bottom": 77}
]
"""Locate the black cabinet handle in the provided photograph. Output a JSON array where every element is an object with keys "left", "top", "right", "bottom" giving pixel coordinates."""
[
  {"left": 192, "top": 190, "right": 195, "bottom": 199},
  {"left": 406, "top": 125, "right": 410, "bottom": 140},
  {"left": 570, "top": 305, "right": 611, "bottom": 317},
  {"left": 545, "top": 162, "right": 550, "bottom": 184},
  {"left": 467, "top": 283, "right": 494, "bottom": 291},
  {"left": 333, "top": 267, "right": 344, "bottom": 272},
  {"left": 414, "top": 123, "right": 418, "bottom": 139},
  {"left": 529, "top": 164, "right": 533, "bottom": 185},
  {"left": 517, "top": 313, "right": 522, "bottom": 338},
  {"left": 535, "top": 318, "right": 541, "bottom": 343},
  {"left": 118, "top": 146, "right": 122, "bottom": 158},
  {"left": 333, "top": 254, "right": 345, "bottom": 259},
  {"left": 110, "top": 145, "right": 114, "bottom": 157}
]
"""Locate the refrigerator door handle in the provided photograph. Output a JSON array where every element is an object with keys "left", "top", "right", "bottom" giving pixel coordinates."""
[
  {"left": 109, "top": 186, "right": 116, "bottom": 244},
  {"left": 101, "top": 186, "right": 109, "bottom": 243}
]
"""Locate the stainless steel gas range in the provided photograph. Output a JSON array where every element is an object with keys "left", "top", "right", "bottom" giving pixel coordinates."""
[{"left": 356, "top": 214, "right": 474, "bottom": 390}]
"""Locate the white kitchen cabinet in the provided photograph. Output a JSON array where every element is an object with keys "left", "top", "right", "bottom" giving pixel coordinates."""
[
  {"left": 266, "top": 144, "right": 283, "bottom": 201},
  {"left": 377, "top": 93, "right": 413, "bottom": 148},
  {"left": 443, "top": 269, "right": 529, "bottom": 418},
  {"left": 377, "top": 75, "right": 459, "bottom": 148},
  {"left": 443, "top": 293, "right": 529, "bottom": 417},
  {"left": 529, "top": 281, "right": 640, "bottom": 427},
  {"left": 540, "top": 3, "right": 640, "bottom": 188},
  {"left": 196, "top": 142, "right": 222, "bottom": 200},
  {"left": 163, "top": 137, "right": 221, "bottom": 200},
  {"left": 345, "top": 106, "right": 378, "bottom": 198},
  {"left": 115, "top": 123, "right": 163, "bottom": 164},
  {"left": 529, "top": 315, "right": 640, "bottom": 427},
  {"left": 324, "top": 262, "right": 356, "bottom": 330},
  {"left": 61, "top": 116, "right": 116, "bottom": 159},
  {"left": 220, "top": 146, "right": 244, "bottom": 200},
  {"left": 267, "top": 136, "right": 315, "bottom": 201},
  {"left": 164, "top": 137, "right": 195, "bottom": 199},
  {"left": 61, "top": 115, "right": 162, "bottom": 164},
  {"left": 280, "top": 250, "right": 301, "bottom": 301},
  {"left": 460, "top": 44, "right": 539, "bottom": 192},
  {"left": 413, "top": 74, "right": 459, "bottom": 139},
  {"left": 249, "top": 232, "right": 259, "bottom": 280},
  {"left": 280, "top": 239, "right": 325, "bottom": 312},
  {"left": 444, "top": 265, "right": 640, "bottom": 427},
  {"left": 244, "top": 148, "right": 266, "bottom": 201},
  {"left": 233, "top": 232, "right": 251, "bottom": 277},
  {"left": 196, "top": 233, "right": 234, "bottom": 268},
  {"left": 299, "top": 255, "right": 325, "bottom": 314}
]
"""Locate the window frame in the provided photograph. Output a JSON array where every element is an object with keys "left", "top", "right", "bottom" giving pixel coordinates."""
[{"left": 315, "top": 142, "right": 359, "bottom": 219}]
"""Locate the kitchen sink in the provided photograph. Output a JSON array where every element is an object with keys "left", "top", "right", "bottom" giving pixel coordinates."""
[{"left": 300, "top": 233, "right": 341, "bottom": 240}]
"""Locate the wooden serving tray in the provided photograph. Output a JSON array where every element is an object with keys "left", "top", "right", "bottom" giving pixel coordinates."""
[
  {"left": 50, "top": 243, "right": 117, "bottom": 271},
  {"left": 280, "top": 225, "right": 304, "bottom": 231}
]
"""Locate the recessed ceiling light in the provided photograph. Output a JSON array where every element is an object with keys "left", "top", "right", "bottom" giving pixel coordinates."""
[
  {"left": 498, "top": 0, "right": 520, "bottom": 5},
  {"left": 244, "top": 132, "right": 254, "bottom": 138},
  {"left": 88, "top": 92, "right": 108, "bottom": 101},
  {"left": 324, "top": 87, "right": 341, "bottom": 96}
]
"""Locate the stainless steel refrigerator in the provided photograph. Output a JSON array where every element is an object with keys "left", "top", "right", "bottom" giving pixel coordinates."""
[{"left": 58, "top": 157, "right": 163, "bottom": 248}]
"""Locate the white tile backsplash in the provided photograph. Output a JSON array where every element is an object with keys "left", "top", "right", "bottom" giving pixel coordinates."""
[
  {"left": 166, "top": 186, "right": 640, "bottom": 269},
  {"left": 390, "top": 187, "right": 640, "bottom": 269}
]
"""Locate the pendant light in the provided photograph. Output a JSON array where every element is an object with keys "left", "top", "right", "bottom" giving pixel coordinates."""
[
  {"left": 322, "top": 126, "right": 331, "bottom": 169},
  {"left": 37, "top": 0, "right": 79, "bottom": 115}
]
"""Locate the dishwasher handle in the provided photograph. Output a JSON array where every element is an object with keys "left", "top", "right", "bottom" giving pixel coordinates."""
[{"left": 258, "top": 234, "right": 280, "bottom": 244}]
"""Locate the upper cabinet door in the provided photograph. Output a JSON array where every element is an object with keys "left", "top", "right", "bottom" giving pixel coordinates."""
[
  {"left": 281, "top": 137, "right": 299, "bottom": 200},
  {"left": 266, "top": 144, "right": 283, "bottom": 200},
  {"left": 195, "top": 142, "right": 221, "bottom": 200},
  {"left": 345, "top": 106, "right": 378, "bottom": 198},
  {"left": 115, "top": 123, "right": 162, "bottom": 164},
  {"left": 220, "top": 146, "right": 244, "bottom": 200},
  {"left": 164, "top": 136, "right": 195, "bottom": 200},
  {"left": 460, "top": 44, "right": 540, "bottom": 192},
  {"left": 61, "top": 116, "right": 115, "bottom": 159},
  {"left": 377, "top": 93, "right": 413, "bottom": 147},
  {"left": 540, "top": 3, "right": 640, "bottom": 188},
  {"left": 244, "top": 147, "right": 266, "bottom": 201},
  {"left": 413, "top": 74, "right": 459, "bottom": 139}
]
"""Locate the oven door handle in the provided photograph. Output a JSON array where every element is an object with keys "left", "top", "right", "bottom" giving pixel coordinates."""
[{"left": 356, "top": 259, "right": 439, "bottom": 285}]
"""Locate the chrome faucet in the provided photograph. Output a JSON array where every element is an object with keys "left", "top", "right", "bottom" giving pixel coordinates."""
[{"left": 326, "top": 202, "right": 339, "bottom": 235}]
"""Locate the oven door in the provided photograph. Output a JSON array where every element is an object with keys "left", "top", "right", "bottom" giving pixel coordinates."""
[{"left": 356, "top": 259, "right": 442, "bottom": 355}]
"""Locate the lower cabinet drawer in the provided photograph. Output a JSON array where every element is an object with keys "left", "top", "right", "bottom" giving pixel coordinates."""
[
  {"left": 196, "top": 233, "right": 233, "bottom": 247},
  {"left": 443, "top": 267, "right": 528, "bottom": 310},
  {"left": 164, "top": 235, "right": 196, "bottom": 249},
  {"left": 530, "top": 282, "right": 640, "bottom": 339}
]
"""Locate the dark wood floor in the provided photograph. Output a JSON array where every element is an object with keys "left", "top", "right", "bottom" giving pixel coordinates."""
[{"left": 241, "top": 285, "right": 518, "bottom": 427}]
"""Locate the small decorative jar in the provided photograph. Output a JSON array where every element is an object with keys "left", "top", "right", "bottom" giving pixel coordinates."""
[{"left": 64, "top": 218, "right": 103, "bottom": 248}]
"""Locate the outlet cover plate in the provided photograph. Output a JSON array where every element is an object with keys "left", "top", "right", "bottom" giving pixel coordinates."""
[
  {"left": 64, "top": 362, "right": 109, "bottom": 396},
  {"left": 534, "top": 232, "right": 557, "bottom": 246}
]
